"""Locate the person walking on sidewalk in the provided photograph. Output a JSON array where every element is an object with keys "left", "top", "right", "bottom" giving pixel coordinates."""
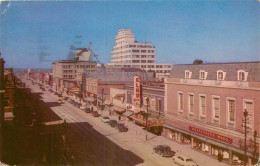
[{"left": 218, "top": 152, "right": 223, "bottom": 162}]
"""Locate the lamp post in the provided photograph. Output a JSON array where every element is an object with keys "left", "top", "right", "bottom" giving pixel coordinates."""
[
  {"left": 244, "top": 109, "right": 248, "bottom": 166},
  {"left": 101, "top": 88, "right": 104, "bottom": 111},
  {"left": 146, "top": 97, "right": 149, "bottom": 131}
]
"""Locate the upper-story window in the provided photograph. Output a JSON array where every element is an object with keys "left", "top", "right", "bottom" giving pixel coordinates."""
[
  {"left": 178, "top": 92, "right": 184, "bottom": 114},
  {"left": 199, "top": 70, "right": 208, "bottom": 80},
  {"left": 185, "top": 70, "right": 192, "bottom": 79},
  {"left": 199, "top": 95, "right": 206, "bottom": 117},
  {"left": 243, "top": 100, "right": 254, "bottom": 132},
  {"left": 217, "top": 70, "right": 226, "bottom": 80},
  {"left": 237, "top": 70, "right": 248, "bottom": 81},
  {"left": 227, "top": 98, "right": 235, "bottom": 125}
]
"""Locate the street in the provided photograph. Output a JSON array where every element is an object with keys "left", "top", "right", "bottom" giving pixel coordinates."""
[{"left": 22, "top": 78, "right": 229, "bottom": 166}]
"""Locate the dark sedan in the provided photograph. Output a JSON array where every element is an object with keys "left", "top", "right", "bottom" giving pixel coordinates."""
[
  {"left": 153, "top": 145, "right": 175, "bottom": 157},
  {"left": 109, "top": 120, "right": 117, "bottom": 127},
  {"left": 84, "top": 107, "right": 92, "bottom": 113},
  {"left": 116, "top": 123, "right": 128, "bottom": 132},
  {"left": 91, "top": 111, "right": 99, "bottom": 117}
]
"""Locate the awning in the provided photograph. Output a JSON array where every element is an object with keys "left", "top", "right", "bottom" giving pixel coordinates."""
[
  {"left": 164, "top": 124, "right": 254, "bottom": 156},
  {"left": 123, "top": 110, "right": 134, "bottom": 117},
  {"left": 115, "top": 94, "right": 125, "bottom": 98},
  {"left": 111, "top": 105, "right": 125, "bottom": 112},
  {"left": 86, "top": 98, "right": 95, "bottom": 102}
]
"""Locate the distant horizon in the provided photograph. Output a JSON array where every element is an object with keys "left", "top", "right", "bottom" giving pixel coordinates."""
[{"left": 1, "top": 1, "right": 259, "bottom": 68}]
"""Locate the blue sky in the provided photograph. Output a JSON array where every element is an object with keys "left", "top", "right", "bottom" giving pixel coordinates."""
[{"left": 0, "top": 1, "right": 259, "bottom": 68}]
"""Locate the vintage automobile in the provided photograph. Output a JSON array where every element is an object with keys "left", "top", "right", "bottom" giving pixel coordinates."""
[
  {"left": 101, "top": 116, "right": 110, "bottom": 123},
  {"left": 109, "top": 120, "right": 117, "bottom": 127},
  {"left": 91, "top": 111, "right": 99, "bottom": 117},
  {"left": 116, "top": 123, "right": 128, "bottom": 132},
  {"left": 153, "top": 145, "right": 175, "bottom": 157},
  {"left": 172, "top": 154, "right": 198, "bottom": 166}
]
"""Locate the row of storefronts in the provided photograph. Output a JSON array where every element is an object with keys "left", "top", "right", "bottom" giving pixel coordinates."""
[{"left": 50, "top": 62, "right": 260, "bottom": 165}]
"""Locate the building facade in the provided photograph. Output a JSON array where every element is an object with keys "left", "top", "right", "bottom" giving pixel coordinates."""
[
  {"left": 164, "top": 62, "right": 260, "bottom": 164},
  {"left": 52, "top": 46, "right": 97, "bottom": 92},
  {"left": 109, "top": 29, "right": 172, "bottom": 78},
  {"left": 85, "top": 68, "right": 149, "bottom": 109},
  {"left": 125, "top": 83, "right": 165, "bottom": 133}
]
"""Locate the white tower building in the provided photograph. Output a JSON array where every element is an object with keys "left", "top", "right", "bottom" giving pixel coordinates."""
[{"left": 109, "top": 29, "right": 172, "bottom": 78}]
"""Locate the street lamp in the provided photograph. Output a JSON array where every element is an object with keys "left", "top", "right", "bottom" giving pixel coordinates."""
[
  {"left": 101, "top": 88, "right": 104, "bottom": 111},
  {"left": 244, "top": 109, "right": 248, "bottom": 166},
  {"left": 145, "top": 97, "right": 149, "bottom": 131}
]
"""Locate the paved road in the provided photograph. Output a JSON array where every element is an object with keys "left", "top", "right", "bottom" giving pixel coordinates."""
[{"left": 23, "top": 78, "right": 229, "bottom": 166}]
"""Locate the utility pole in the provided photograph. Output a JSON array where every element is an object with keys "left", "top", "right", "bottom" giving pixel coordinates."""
[
  {"left": 146, "top": 97, "right": 149, "bottom": 131},
  {"left": 101, "top": 88, "right": 104, "bottom": 111},
  {"left": 244, "top": 109, "right": 248, "bottom": 166}
]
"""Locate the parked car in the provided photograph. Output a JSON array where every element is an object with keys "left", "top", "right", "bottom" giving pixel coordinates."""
[
  {"left": 153, "top": 145, "right": 175, "bottom": 157},
  {"left": 48, "top": 89, "right": 53, "bottom": 93},
  {"left": 54, "top": 92, "right": 58, "bottom": 95},
  {"left": 116, "top": 123, "right": 128, "bottom": 132},
  {"left": 77, "top": 102, "right": 82, "bottom": 108},
  {"left": 57, "top": 99, "right": 63, "bottom": 104},
  {"left": 84, "top": 107, "right": 92, "bottom": 113},
  {"left": 101, "top": 116, "right": 110, "bottom": 123},
  {"left": 58, "top": 94, "right": 62, "bottom": 98},
  {"left": 80, "top": 104, "right": 87, "bottom": 110},
  {"left": 232, "top": 156, "right": 242, "bottom": 164},
  {"left": 91, "top": 111, "right": 99, "bottom": 117},
  {"left": 73, "top": 102, "right": 78, "bottom": 107},
  {"left": 63, "top": 96, "right": 68, "bottom": 101},
  {"left": 172, "top": 154, "right": 198, "bottom": 166},
  {"left": 109, "top": 120, "right": 117, "bottom": 127}
]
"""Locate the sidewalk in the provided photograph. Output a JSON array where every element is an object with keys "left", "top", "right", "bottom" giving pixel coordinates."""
[
  {"left": 87, "top": 105, "right": 229, "bottom": 166},
  {"left": 107, "top": 112, "right": 229, "bottom": 166}
]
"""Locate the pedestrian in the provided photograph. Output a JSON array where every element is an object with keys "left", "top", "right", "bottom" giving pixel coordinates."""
[
  {"left": 118, "top": 116, "right": 121, "bottom": 121},
  {"left": 218, "top": 152, "right": 222, "bottom": 162},
  {"left": 146, "top": 134, "right": 148, "bottom": 141}
]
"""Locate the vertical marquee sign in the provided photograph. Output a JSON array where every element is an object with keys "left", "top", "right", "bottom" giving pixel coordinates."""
[{"left": 134, "top": 76, "right": 141, "bottom": 105}]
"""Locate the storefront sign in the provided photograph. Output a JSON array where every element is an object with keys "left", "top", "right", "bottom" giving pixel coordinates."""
[
  {"left": 133, "top": 76, "right": 141, "bottom": 104},
  {"left": 189, "top": 126, "right": 232, "bottom": 144}
]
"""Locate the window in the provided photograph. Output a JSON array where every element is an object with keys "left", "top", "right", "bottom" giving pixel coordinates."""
[
  {"left": 238, "top": 70, "right": 248, "bottom": 81},
  {"left": 141, "top": 55, "right": 146, "bottom": 58},
  {"left": 188, "top": 94, "right": 194, "bottom": 115},
  {"left": 141, "top": 60, "right": 146, "bottom": 63},
  {"left": 217, "top": 70, "right": 226, "bottom": 80},
  {"left": 148, "top": 60, "right": 155, "bottom": 63},
  {"left": 200, "top": 70, "right": 207, "bottom": 80},
  {"left": 200, "top": 95, "right": 206, "bottom": 118},
  {"left": 141, "top": 50, "right": 146, "bottom": 53},
  {"left": 212, "top": 97, "right": 220, "bottom": 120},
  {"left": 178, "top": 92, "right": 184, "bottom": 114},
  {"left": 132, "top": 50, "right": 139, "bottom": 53},
  {"left": 227, "top": 99, "right": 235, "bottom": 123},
  {"left": 185, "top": 70, "right": 192, "bottom": 79},
  {"left": 244, "top": 100, "right": 254, "bottom": 132},
  {"left": 132, "top": 60, "right": 140, "bottom": 63}
]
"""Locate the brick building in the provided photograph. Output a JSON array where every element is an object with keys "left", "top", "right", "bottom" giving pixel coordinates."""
[{"left": 164, "top": 62, "right": 260, "bottom": 164}]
